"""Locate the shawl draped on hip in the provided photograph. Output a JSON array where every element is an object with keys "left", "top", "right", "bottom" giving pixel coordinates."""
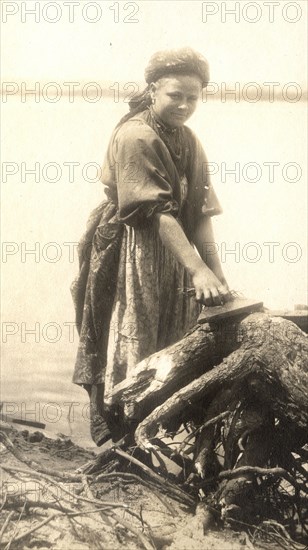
[{"left": 71, "top": 201, "right": 124, "bottom": 385}]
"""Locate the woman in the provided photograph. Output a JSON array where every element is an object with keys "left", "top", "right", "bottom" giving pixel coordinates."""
[{"left": 72, "top": 47, "right": 229, "bottom": 445}]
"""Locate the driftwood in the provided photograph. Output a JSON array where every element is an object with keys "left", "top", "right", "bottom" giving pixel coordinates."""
[
  {"left": 110, "top": 312, "right": 308, "bottom": 540},
  {"left": 111, "top": 313, "right": 308, "bottom": 424},
  {"left": 134, "top": 316, "right": 308, "bottom": 447},
  {"left": 1, "top": 313, "right": 306, "bottom": 548}
]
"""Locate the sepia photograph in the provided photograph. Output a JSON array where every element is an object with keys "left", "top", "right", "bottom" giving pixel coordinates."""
[{"left": 1, "top": 1, "right": 307, "bottom": 548}]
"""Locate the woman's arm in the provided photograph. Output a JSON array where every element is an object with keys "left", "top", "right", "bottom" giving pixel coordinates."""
[
  {"left": 193, "top": 216, "right": 228, "bottom": 287},
  {"left": 154, "top": 212, "right": 229, "bottom": 305}
]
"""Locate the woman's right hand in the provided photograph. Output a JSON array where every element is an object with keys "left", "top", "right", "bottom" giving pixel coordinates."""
[
  {"left": 192, "top": 266, "right": 230, "bottom": 306},
  {"left": 153, "top": 213, "right": 230, "bottom": 306}
]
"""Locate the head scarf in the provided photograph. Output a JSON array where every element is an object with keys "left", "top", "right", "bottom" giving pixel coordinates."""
[
  {"left": 116, "top": 47, "right": 209, "bottom": 127},
  {"left": 145, "top": 47, "right": 210, "bottom": 88}
]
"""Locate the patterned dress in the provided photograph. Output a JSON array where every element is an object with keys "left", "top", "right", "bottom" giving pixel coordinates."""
[{"left": 71, "top": 107, "right": 222, "bottom": 407}]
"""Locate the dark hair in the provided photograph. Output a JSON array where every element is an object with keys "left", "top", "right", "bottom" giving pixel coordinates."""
[{"left": 115, "top": 85, "right": 152, "bottom": 128}]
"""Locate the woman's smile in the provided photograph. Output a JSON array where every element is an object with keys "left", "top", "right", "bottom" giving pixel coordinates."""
[{"left": 150, "top": 74, "right": 202, "bottom": 128}]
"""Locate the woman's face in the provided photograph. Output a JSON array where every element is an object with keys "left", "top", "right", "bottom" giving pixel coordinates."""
[{"left": 150, "top": 74, "right": 202, "bottom": 128}]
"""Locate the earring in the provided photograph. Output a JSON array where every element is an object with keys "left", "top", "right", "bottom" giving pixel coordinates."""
[{"left": 152, "top": 97, "right": 156, "bottom": 105}]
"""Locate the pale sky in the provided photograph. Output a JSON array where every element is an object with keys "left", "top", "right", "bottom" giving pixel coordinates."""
[{"left": 2, "top": 0, "right": 307, "bottom": 86}]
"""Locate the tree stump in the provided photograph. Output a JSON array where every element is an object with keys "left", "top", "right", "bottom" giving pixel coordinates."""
[
  {"left": 110, "top": 313, "right": 308, "bottom": 538},
  {"left": 110, "top": 313, "right": 307, "bottom": 426}
]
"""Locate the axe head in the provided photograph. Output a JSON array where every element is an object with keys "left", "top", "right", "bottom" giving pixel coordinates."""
[{"left": 197, "top": 297, "right": 264, "bottom": 325}]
